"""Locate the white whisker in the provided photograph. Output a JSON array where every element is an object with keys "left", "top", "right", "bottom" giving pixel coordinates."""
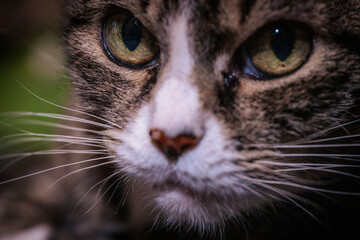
[
  {"left": 14, "top": 80, "right": 123, "bottom": 129},
  {"left": 71, "top": 173, "right": 118, "bottom": 215},
  {"left": 1, "top": 132, "right": 106, "bottom": 143},
  {"left": 0, "top": 142, "right": 100, "bottom": 173},
  {"left": 0, "top": 112, "right": 110, "bottom": 129},
  {"left": 46, "top": 160, "right": 116, "bottom": 189},
  {"left": 11, "top": 119, "right": 104, "bottom": 135},
  {"left": 329, "top": 156, "right": 360, "bottom": 162},
  {"left": 255, "top": 179, "right": 360, "bottom": 196},
  {"left": 81, "top": 177, "right": 121, "bottom": 216},
  {"left": 257, "top": 160, "right": 360, "bottom": 168},
  {"left": 238, "top": 177, "right": 321, "bottom": 221},
  {"left": 265, "top": 184, "right": 320, "bottom": 221},
  {"left": 107, "top": 180, "right": 122, "bottom": 206},
  {"left": 294, "top": 118, "right": 360, "bottom": 143},
  {"left": 115, "top": 177, "right": 131, "bottom": 215},
  {"left": 276, "top": 167, "right": 360, "bottom": 179},
  {"left": 0, "top": 132, "right": 114, "bottom": 150},
  {"left": 0, "top": 156, "right": 112, "bottom": 185},
  {"left": 0, "top": 141, "right": 51, "bottom": 172},
  {"left": 0, "top": 149, "right": 108, "bottom": 161},
  {"left": 307, "top": 134, "right": 360, "bottom": 143},
  {"left": 252, "top": 143, "right": 360, "bottom": 149},
  {"left": 1, "top": 137, "right": 105, "bottom": 149},
  {"left": 276, "top": 153, "right": 360, "bottom": 158}
]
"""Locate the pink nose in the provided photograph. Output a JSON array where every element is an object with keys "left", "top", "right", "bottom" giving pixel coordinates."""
[{"left": 149, "top": 129, "right": 201, "bottom": 161}]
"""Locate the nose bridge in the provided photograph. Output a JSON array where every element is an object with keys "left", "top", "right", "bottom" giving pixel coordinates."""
[
  {"left": 149, "top": 14, "right": 203, "bottom": 137},
  {"left": 150, "top": 75, "right": 200, "bottom": 131}
]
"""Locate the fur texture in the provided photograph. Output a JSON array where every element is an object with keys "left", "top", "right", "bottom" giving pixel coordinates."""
[{"left": 0, "top": 0, "right": 359, "bottom": 239}]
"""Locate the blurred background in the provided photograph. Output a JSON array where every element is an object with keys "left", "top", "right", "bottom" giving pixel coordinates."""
[{"left": 0, "top": 0, "right": 70, "bottom": 150}]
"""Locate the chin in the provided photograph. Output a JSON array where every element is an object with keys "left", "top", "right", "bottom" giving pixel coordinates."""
[{"left": 149, "top": 186, "right": 257, "bottom": 232}]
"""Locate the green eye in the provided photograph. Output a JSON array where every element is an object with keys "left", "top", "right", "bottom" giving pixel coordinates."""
[
  {"left": 242, "top": 22, "right": 312, "bottom": 78},
  {"left": 103, "top": 12, "right": 159, "bottom": 67}
]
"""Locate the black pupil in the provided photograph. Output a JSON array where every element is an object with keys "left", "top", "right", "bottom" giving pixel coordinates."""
[
  {"left": 121, "top": 17, "right": 142, "bottom": 51},
  {"left": 270, "top": 25, "right": 295, "bottom": 61}
]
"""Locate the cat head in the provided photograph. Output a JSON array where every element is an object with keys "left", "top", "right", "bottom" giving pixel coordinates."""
[{"left": 64, "top": 0, "right": 360, "bottom": 230}]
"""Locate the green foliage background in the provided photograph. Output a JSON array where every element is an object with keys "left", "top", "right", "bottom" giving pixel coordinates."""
[{"left": 0, "top": 31, "right": 70, "bottom": 153}]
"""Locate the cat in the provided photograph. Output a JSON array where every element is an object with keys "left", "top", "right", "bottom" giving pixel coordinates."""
[{"left": 0, "top": 0, "right": 359, "bottom": 239}]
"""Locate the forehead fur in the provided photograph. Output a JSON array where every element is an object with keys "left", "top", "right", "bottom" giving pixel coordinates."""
[
  {"left": 63, "top": 0, "right": 360, "bottom": 58},
  {"left": 63, "top": 0, "right": 360, "bottom": 28}
]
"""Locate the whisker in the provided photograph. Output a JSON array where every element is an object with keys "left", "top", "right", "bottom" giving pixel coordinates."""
[
  {"left": 0, "top": 120, "right": 33, "bottom": 136},
  {"left": 240, "top": 184, "right": 266, "bottom": 199},
  {"left": 47, "top": 160, "right": 116, "bottom": 191},
  {"left": 276, "top": 153, "right": 360, "bottom": 158},
  {"left": 3, "top": 133, "right": 104, "bottom": 142},
  {"left": 1, "top": 137, "right": 106, "bottom": 150},
  {"left": 107, "top": 180, "right": 122, "bottom": 206},
  {"left": 0, "top": 155, "right": 31, "bottom": 174},
  {"left": 0, "top": 141, "right": 99, "bottom": 173},
  {"left": 0, "top": 141, "right": 52, "bottom": 172},
  {"left": 0, "top": 149, "right": 108, "bottom": 161},
  {"left": 251, "top": 143, "right": 360, "bottom": 149},
  {"left": 14, "top": 80, "right": 123, "bottom": 129},
  {"left": 1, "top": 132, "right": 107, "bottom": 143},
  {"left": 275, "top": 167, "right": 360, "bottom": 179},
  {"left": 115, "top": 177, "right": 131, "bottom": 214},
  {"left": 0, "top": 132, "right": 114, "bottom": 150},
  {"left": 255, "top": 179, "right": 360, "bottom": 196},
  {"left": 0, "top": 112, "right": 110, "bottom": 129},
  {"left": 0, "top": 126, "right": 105, "bottom": 152},
  {"left": 264, "top": 184, "right": 321, "bottom": 222},
  {"left": 293, "top": 118, "right": 360, "bottom": 143},
  {"left": 238, "top": 177, "right": 321, "bottom": 221},
  {"left": 95, "top": 173, "right": 117, "bottom": 200},
  {"left": 70, "top": 173, "right": 118, "bottom": 215},
  {"left": 0, "top": 156, "right": 113, "bottom": 185},
  {"left": 257, "top": 160, "right": 360, "bottom": 168},
  {"left": 330, "top": 156, "right": 360, "bottom": 162},
  {"left": 10, "top": 119, "right": 104, "bottom": 135},
  {"left": 257, "top": 161, "right": 360, "bottom": 179},
  {"left": 306, "top": 134, "right": 360, "bottom": 144},
  {"left": 81, "top": 177, "right": 121, "bottom": 216}
]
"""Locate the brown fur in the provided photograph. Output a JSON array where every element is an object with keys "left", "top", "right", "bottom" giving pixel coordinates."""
[{"left": 0, "top": 0, "right": 359, "bottom": 239}]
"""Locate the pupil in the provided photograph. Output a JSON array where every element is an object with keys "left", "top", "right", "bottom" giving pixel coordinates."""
[
  {"left": 121, "top": 17, "right": 142, "bottom": 51},
  {"left": 270, "top": 25, "right": 294, "bottom": 61}
]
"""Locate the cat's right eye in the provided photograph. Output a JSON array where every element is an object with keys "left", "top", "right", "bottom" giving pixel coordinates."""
[{"left": 102, "top": 12, "right": 159, "bottom": 67}]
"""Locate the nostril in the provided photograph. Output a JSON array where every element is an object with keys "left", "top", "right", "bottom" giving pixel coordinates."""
[
  {"left": 149, "top": 128, "right": 201, "bottom": 161},
  {"left": 149, "top": 129, "right": 165, "bottom": 142}
]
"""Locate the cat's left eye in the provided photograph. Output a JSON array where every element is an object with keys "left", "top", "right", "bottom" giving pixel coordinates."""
[
  {"left": 102, "top": 12, "right": 159, "bottom": 67},
  {"left": 239, "top": 22, "right": 312, "bottom": 79}
]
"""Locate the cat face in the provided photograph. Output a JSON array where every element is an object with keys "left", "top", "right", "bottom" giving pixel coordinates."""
[{"left": 64, "top": 0, "right": 360, "bottom": 228}]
